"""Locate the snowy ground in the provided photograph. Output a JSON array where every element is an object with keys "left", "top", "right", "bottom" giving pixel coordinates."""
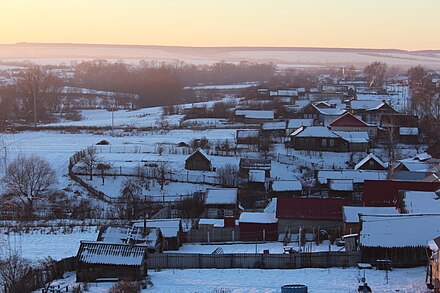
[
  {"left": 0, "top": 227, "right": 98, "bottom": 261},
  {"left": 40, "top": 266, "right": 428, "bottom": 293},
  {"left": 167, "top": 241, "right": 343, "bottom": 254}
]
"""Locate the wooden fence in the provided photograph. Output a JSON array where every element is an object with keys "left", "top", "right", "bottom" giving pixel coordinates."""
[{"left": 147, "top": 251, "right": 361, "bottom": 270}]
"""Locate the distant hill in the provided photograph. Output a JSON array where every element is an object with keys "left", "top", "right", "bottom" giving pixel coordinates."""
[{"left": 1, "top": 42, "right": 440, "bottom": 68}]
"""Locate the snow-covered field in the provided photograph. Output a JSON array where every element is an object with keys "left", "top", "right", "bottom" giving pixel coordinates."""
[
  {"left": 41, "top": 266, "right": 427, "bottom": 293},
  {"left": 0, "top": 227, "right": 98, "bottom": 261}
]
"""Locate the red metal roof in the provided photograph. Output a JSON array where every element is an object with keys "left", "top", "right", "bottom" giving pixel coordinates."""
[
  {"left": 330, "top": 113, "right": 368, "bottom": 127},
  {"left": 363, "top": 180, "right": 440, "bottom": 207},
  {"left": 276, "top": 197, "right": 350, "bottom": 221}
]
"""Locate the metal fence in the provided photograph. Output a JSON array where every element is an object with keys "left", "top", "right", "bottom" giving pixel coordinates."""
[{"left": 147, "top": 251, "right": 361, "bottom": 269}]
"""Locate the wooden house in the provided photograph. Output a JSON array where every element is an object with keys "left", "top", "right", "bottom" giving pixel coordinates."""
[
  {"left": 354, "top": 153, "right": 388, "bottom": 171},
  {"left": 185, "top": 148, "right": 213, "bottom": 171},
  {"left": 333, "top": 131, "right": 370, "bottom": 152},
  {"left": 351, "top": 101, "right": 398, "bottom": 125},
  {"left": 270, "top": 180, "right": 302, "bottom": 197},
  {"left": 276, "top": 196, "right": 350, "bottom": 233},
  {"left": 235, "top": 109, "right": 274, "bottom": 124},
  {"left": 239, "top": 158, "right": 271, "bottom": 177},
  {"left": 261, "top": 121, "right": 287, "bottom": 142},
  {"left": 133, "top": 219, "right": 183, "bottom": 251},
  {"left": 247, "top": 169, "right": 266, "bottom": 191},
  {"left": 329, "top": 112, "right": 377, "bottom": 138},
  {"left": 204, "top": 188, "right": 238, "bottom": 219},
  {"left": 239, "top": 212, "right": 278, "bottom": 241},
  {"left": 298, "top": 103, "right": 347, "bottom": 126},
  {"left": 286, "top": 119, "right": 314, "bottom": 136},
  {"left": 288, "top": 126, "right": 349, "bottom": 152},
  {"left": 342, "top": 206, "right": 398, "bottom": 235},
  {"left": 360, "top": 214, "right": 440, "bottom": 266},
  {"left": 76, "top": 241, "right": 148, "bottom": 282}
]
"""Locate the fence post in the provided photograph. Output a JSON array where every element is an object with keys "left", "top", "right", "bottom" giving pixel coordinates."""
[
  {"left": 232, "top": 230, "right": 235, "bottom": 244},
  {"left": 263, "top": 229, "right": 266, "bottom": 243},
  {"left": 207, "top": 231, "right": 210, "bottom": 244}
]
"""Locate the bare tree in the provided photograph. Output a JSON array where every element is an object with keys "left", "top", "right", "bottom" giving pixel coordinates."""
[
  {"left": 16, "top": 65, "right": 63, "bottom": 123},
  {"left": 259, "top": 138, "right": 273, "bottom": 159},
  {"left": 80, "top": 147, "right": 101, "bottom": 180},
  {"left": 0, "top": 248, "right": 31, "bottom": 293},
  {"left": 364, "top": 62, "right": 387, "bottom": 87},
  {"left": 2, "top": 155, "right": 57, "bottom": 219},
  {"left": 118, "top": 178, "right": 143, "bottom": 220},
  {"left": 155, "top": 161, "right": 171, "bottom": 191},
  {"left": 217, "top": 164, "right": 239, "bottom": 187}
]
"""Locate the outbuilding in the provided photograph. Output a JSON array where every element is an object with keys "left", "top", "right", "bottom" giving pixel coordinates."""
[{"left": 239, "top": 212, "right": 278, "bottom": 241}]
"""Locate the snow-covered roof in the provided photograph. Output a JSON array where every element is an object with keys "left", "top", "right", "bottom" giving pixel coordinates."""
[
  {"left": 186, "top": 148, "right": 211, "bottom": 163},
  {"left": 342, "top": 206, "right": 398, "bottom": 223},
  {"left": 291, "top": 126, "right": 339, "bottom": 138},
  {"left": 415, "top": 153, "right": 432, "bottom": 161},
  {"left": 133, "top": 219, "right": 181, "bottom": 238},
  {"left": 328, "top": 179, "right": 354, "bottom": 191},
  {"left": 262, "top": 121, "right": 286, "bottom": 130},
  {"left": 77, "top": 241, "right": 146, "bottom": 266},
  {"left": 235, "top": 110, "right": 274, "bottom": 120},
  {"left": 355, "top": 153, "right": 388, "bottom": 170},
  {"left": 198, "top": 218, "right": 238, "bottom": 228},
  {"left": 99, "top": 226, "right": 160, "bottom": 248},
  {"left": 360, "top": 214, "right": 440, "bottom": 248},
  {"left": 350, "top": 100, "right": 383, "bottom": 111},
  {"left": 318, "top": 170, "right": 387, "bottom": 184},
  {"left": 237, "top": 129, "right": 260, "bottom": 138},
  {"left": 287, "top": 119, "right": 314, "bottom": 129},
  {"left": 248, "top": 170, "right": 266, "bottom": 183},
  {"left": 205, "top": 188, "right": 238, "bottom": 205},
  {"left": 264, "top": 198, "right": 277, "bottom": 213},
  {"left": 315, "top": 106, "right": 347, "bottom": 116},
  {"left": 239, "top": 212, "right": 277, "bottom": 224},
  {"left": 271, "top": 180, "right": 302, "bottom": 192},
  {"left": 397, "top": 161, "right": 431, "bottom": 172},
  {"left": 401, "top": 191, "right": 440, "bottom": 214},
  {"left": 399, "top": 127, "right": 419, "bottom": 136},
  {"left": 334, "top": 131, "right": 369, "bottom": 143}
]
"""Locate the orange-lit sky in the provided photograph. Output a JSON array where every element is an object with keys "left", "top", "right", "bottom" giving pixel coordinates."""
[{"left": 0, "top": 0, "right": 439, "bottom": 50}]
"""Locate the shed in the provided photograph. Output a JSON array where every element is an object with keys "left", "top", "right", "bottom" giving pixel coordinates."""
[
  {"left": 76, "top": 241, "right": 148, "bottom": 282},
  {"left": 360, "top": 214, "right": 440, "bottom": 266},
  {"left": 98, "top": 226, "right": 163, "bottom": 253},
  {"left": 270, "top": 180, "right": 302, "bottom": 197},
  {"left": 133, "top": 219, "right": 183, "bottom": 250},
  {"left": 239, "top": 212, "right": 278, "bottom": 241},
  {"left": 185, "top": 148, "right": 213, "bottom": 171},
  {"left": 239, "top": 158, "right": 271, "bottom": 177},
  {"left": 204, "top": 188, "right": 238, "bottom": 219},
  {"left": 328, "top": 179, "right": 354, "bottom": 197},
  {"left": 354, "top": 153, "right": 388, "bottom": 171}
]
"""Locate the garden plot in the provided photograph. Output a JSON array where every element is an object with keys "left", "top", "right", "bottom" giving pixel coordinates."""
[
  {"left": 0, "top": 227, "right": 98, "bottom": 261},
  {"left": 38, "top": 266, "right": 427, "bottom": 293}
]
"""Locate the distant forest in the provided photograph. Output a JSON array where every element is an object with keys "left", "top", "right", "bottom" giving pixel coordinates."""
[{"left": 72, "top": 60, "right": 277, "bottom": 107}]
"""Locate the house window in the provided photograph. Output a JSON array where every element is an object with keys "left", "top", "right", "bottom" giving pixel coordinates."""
[
  {"left": 329, "top": 139, "right": 335, "bottom": 147},
  {"left": 322, "top": 139, "right": 327, "bottom": 146}
]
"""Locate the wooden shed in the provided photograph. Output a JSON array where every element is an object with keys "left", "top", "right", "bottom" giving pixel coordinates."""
[
  {"left": 76, "top": 241, "right": 148, "bottom": 282},
  {"left": 185, "top": 148, "right": 213, "bottom": 171},
  {"left": 239, "top": 212, "right": 278, "bottom": 241}
]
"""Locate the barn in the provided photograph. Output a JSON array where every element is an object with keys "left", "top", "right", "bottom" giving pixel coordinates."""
[
  {"left": 133, "top": 219, "right": 183, "bottom": 251},
  {"left": 360, "top": 214, "right": 440, "bottom": 266},
  {"left": 239, "top": 212, "right": 278, "bottom": 241},
  {"left": 185, "top": 148, "right": 213, "bottom": 171},
  {"left": 204, "top": 188, "right": 238, "bottom": 219},
  {"left": 76, "top": 241, "right": 148, "bottom": 282}
]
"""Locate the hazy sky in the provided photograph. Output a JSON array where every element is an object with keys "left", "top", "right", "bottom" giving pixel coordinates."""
[{"left": 1, "top": 0, "right": 439, "bottom": 50}]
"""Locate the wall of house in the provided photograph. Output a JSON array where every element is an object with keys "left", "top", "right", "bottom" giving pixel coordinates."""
[
  {"left": 290, "top": 137, "right": 348, "bottom": 152},
  {"left": 185, "top": 152, "right": 211, "bottom": 171},
  {"left": 77, "top": 264, "right": 145, "bottom": 282},
  {"left": 239, "top": 222, "right": 278, "bottom": 241}
]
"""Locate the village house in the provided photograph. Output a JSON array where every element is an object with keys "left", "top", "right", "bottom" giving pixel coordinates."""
[
  {"left": 204, "top": 188, "right": 238, "bottom": 219},
  {"left": 76, "top": 241, "right": 148, "bottom": 282},
  {"left": 333, "top": 131, "right": 370, "bottom": 152},
  {"left": 239, "top": 158, "right": 271, "bottom": 177},
  {"left": 239, "top": 212, "right": 278, "bottom": 241},
  {"left": 133, "top": 219, "right": 183, "bottom": 250},
  {"left": 360, "top": 214, "right": 440, "bottom": 266},
  {"left": 329, "top": 112, "right": 377, "bottom": 138},
  {"left": 394, "top": 153, "right": 439, "bottom": 173},
  {"left": 288, "top": 126, "right": 349, "bottom": 152},
  {"left": 247, "top": 169, "right": 266, "bottom": 191},
  {"left": 276, "top": 196, "right": 350, "bottom": 233},
  {"left": 270, "top": 180, "right": 303, "bottom": 197},
  {"left": 185, "top": 148, "right": 213, "bottom": 171},
  {"left": 351, "top": 100, "right": 398, "bottom": 125},
  {"left": 297, "top": 103, "right": 347, "bottom": 126},
  {"left": 342, "top": 206, "right": 398, "bottom": 235},
  {"left": 354, "top": 153, "right": 388, "bottom": 171},
  {"left": 379, "top": 114, "right": 419, "bottom": 143}
]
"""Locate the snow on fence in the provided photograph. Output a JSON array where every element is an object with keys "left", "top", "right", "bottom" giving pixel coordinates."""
[{"left": 148, "top": 251, "right": 360, "bottom": 269}]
